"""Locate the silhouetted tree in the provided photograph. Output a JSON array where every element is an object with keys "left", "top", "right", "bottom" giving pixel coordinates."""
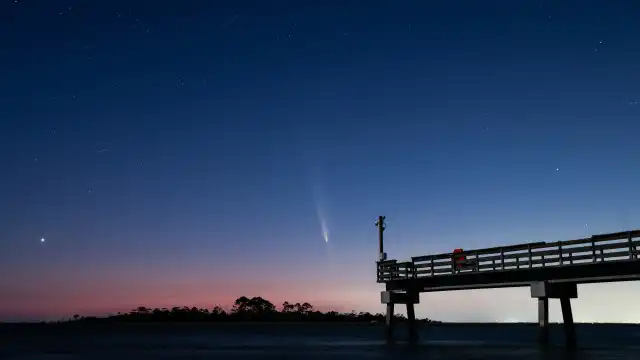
[
  {"left": 211, "top": 306, "right": 226, "bottom": 316},
  {"left": 232, "top": 296, "right": 251, "bottom": 313},
  {"left": 282, "top": 301, "right": 294, "bottom": 313}
]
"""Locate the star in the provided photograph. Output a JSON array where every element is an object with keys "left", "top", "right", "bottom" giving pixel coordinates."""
[{"left": 40, "top": 238, "right": 45, "bottom": 243}]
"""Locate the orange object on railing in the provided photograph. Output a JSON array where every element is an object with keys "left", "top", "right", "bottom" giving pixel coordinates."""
[{"left": 452, "top": 248, "right": 466, "bottom": 269}]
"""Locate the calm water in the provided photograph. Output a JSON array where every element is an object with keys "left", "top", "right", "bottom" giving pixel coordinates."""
[{"left": 2, "top": 323, "right": 640, "bottom": 359}]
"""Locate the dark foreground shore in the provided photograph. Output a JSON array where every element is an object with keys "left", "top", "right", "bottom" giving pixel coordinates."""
[{"left": 2, "top": 322, "right": 640, "bottom": 360}]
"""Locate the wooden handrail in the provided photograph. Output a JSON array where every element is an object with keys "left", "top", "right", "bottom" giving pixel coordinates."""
[
  {"left": 410, "top": 230, "right": 640, "bottom": 263},
  {"left": 378, "top": 230, "right": 640, "bottom": 282}
]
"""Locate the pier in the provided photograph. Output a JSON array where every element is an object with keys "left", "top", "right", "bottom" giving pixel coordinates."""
[{"left": 375, "top": 216, "right": 640, "bottom": 348}]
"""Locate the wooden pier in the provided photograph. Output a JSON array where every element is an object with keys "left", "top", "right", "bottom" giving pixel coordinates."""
[{"left": 375, "top": 216, "right": 640, "bottom": 348}]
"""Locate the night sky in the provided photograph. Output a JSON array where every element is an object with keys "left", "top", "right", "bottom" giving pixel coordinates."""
[{"left": 3, "top": 1, "right": 640, "bottom": 322}]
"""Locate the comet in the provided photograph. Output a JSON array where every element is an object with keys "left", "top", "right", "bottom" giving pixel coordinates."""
[
  {"left": 310, "top": 170, "right": 330, "bottom": 244},
  {"left": 301, "top": 146, "right": 332, "bottom": 246},
  {"left": 317, "top": 203, "right": 329, "bottom": 243},
  {"left": 302, "top": 157, "right": 337, "bottom": 281}
]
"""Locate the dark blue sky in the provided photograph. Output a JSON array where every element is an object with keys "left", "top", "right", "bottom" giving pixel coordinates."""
[{"left": 2, "top": 1, "right": 640, "bottom": 322}]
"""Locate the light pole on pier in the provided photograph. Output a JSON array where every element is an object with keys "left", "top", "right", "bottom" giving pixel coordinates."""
[{"left": 376, "top": 216, "right": 386, "bottom": 261}]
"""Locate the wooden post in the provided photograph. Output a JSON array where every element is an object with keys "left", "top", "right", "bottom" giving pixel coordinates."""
[
  {"left": 430, "top": 257, "right": 434, "bottom": 276},
  {"left": 406, "top": 302, "right": 418, "bottom": 344},
  {"left": 560, "top": 297, "right": 576, "bottom": 349},
  {"left": 558, "top": 244, "right": 563, "bottom": 266},
  {"left": 385, "top": 303, "right": 395, "bottom": 343},
  {"left": 538, "top": 297, "right": 549, "bottom": 346}
]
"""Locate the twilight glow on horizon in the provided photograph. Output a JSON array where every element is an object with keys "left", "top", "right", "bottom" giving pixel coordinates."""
[{"left": 2, "top": 1, "right": 640, "bottom": 323}]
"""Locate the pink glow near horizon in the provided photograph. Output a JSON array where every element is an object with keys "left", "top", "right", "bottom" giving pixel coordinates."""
[
  {"left": 0, "top": 274, "right": 379, "bottom": 321},
  {"left": 6, "top": 279, "right": 640, "bottom": 324}
]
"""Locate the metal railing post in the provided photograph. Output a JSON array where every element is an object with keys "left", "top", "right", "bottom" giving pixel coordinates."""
[
  {"left": 451, "top": 256, "right": 456, "bottom": 274},
  {"left": 430, "top": 257, "right": 434, "bottom": 276},
  {"left": 558, "top": 244, "right": 563, "bottom": 266}
]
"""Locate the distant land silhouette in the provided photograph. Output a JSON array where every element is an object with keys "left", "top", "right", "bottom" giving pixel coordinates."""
[
  {"left": 4, "top": 297, "right": 635, "bottom": 326},
  {"left": 58, "top": 296, "right": 439, "bottom": 324}
]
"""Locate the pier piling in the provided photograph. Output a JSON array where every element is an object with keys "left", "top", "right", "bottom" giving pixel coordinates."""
[
  {"left": 385, "top": 303, "right": 395, "bottom": 342},
  {"left": 381, "top": 291, "right": 420, "bottom": 344},
  {"left": 406, "top": 302, "right": 418, "bottom": 344},
  {"left": 530, "top": 281, "right": 577, "bottom": 348},
  {"left": 537, "top": 297, "right": 549, "bottom": 345},
  {"left": 560, "top": 297, "right": 576, "bottom": 349}
]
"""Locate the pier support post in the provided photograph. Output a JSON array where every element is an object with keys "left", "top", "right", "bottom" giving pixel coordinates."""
[
  {"left": 381, "top": 290, "right": 419, "bottom": 344},
  {"left": 530, "top": 282, "right": 578, "bottom": 349},
  {"left": 560, "top": 297, "right": 576, "bottom": 349},
  {"left": 406, "top": 302, "right": 418, "bottom": 344},
  {"left": 385, "top": 303, "right": 395, "bottom": 342},
  {"left": 537, "top": 297, "right": 549, "bottom": 346}
]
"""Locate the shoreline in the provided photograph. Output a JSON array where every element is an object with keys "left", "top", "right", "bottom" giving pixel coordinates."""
[{"left": 2, "top": 321, "right": 638, "bottom": 327}]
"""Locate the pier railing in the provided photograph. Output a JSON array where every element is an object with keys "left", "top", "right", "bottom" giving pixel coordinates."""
[{"left": 377, "top": 230, "right": 640, "bottom": 282}]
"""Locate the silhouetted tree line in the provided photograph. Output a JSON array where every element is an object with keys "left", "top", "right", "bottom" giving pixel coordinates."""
[{"left": 68, "top": 296, "right": 439, "bottom": 324}]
